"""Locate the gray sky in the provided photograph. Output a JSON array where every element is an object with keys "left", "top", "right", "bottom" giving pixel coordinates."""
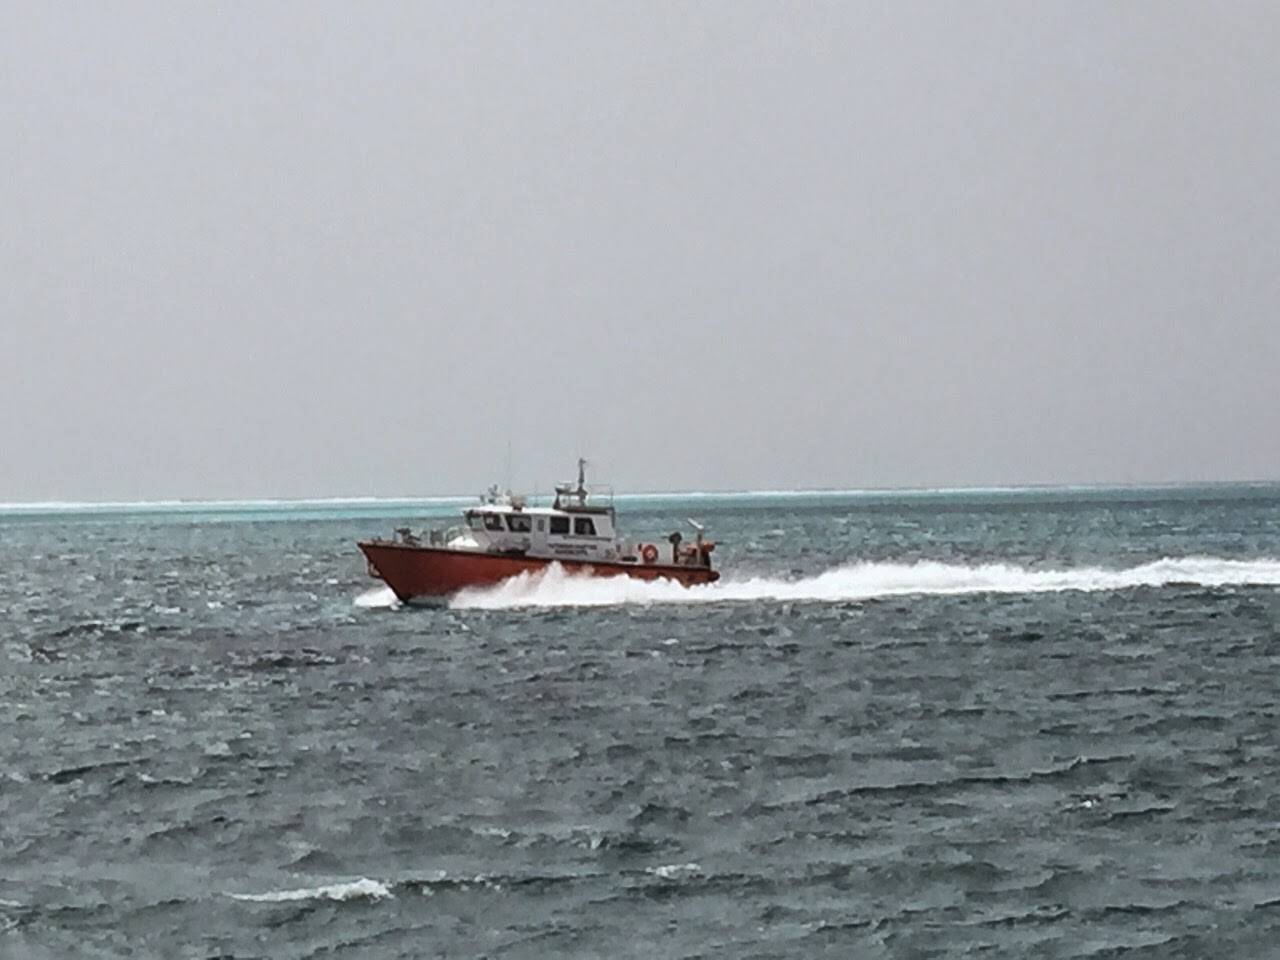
[{"left": 3, "top": 2, "right": 1277, "bottom": 501}]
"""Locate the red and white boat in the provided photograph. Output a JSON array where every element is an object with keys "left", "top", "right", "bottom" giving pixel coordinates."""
[{"left": 358, "top": 461, "right": 719, "bottom": 603}]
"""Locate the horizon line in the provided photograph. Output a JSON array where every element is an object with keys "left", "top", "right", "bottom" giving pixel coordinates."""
[{"left": 1, "top": 477, "right": 1277, "bottom": 513}]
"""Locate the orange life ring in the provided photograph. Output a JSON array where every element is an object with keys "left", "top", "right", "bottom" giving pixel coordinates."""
[{"left": 641, "top": 543, "right": 659, "bottom": 565}]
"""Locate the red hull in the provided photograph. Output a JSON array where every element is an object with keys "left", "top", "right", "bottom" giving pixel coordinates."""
[{"left": 358, "top": 541, "right": 720, "bottom": 602}]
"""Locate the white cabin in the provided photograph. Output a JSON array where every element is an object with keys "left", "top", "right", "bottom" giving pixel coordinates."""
[{"left": 458, "top": 501, "right": 629, "bottom": 562}]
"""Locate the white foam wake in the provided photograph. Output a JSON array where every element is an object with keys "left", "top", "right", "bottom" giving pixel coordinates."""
[
  {"left": 228, "top": 877, "right": 393, "bottom": 903},
  {"left": 448, "top": 557, "right": 1280, "bottom": 610}
]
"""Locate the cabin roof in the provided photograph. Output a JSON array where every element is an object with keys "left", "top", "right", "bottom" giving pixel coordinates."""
[{"left": 464, "top": 503, "right": 612, "bottom": 517}]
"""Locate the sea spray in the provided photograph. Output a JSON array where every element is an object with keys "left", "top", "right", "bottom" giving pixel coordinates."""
[{"left": 353, "top": 585, "right": 400, "bottom": 609}]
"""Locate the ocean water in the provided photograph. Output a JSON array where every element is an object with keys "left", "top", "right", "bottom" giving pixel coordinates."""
[{"left": 3, "top": 485, "right": 1280, "bottom": 958}]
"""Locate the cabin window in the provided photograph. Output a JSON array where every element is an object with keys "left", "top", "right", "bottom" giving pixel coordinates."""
[
  {"left": 574, "top": 517, "right": 596, "bottom": 536},
  {"left": 549, "top": 516, "right": 570, "bottom": 535},
  {"left": 506, "top": 514, "right": 532, "bottom": 533},
  {"left": 466, "top": 512, "right": 483, "bottom": 530},
  {"left": 536, "top": 519, "right": 545, "bottom": 532},
  {"left": 483, "top": 513, "right": 505, "bottom": 531}
]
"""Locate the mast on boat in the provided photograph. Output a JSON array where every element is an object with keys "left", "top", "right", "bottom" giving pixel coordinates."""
[{"left": 554, "top": 457, "right": 589, "bottom": 509}]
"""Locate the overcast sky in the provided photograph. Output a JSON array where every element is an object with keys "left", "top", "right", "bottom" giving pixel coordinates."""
[{"left": 3, "top": 3, "right": 1277, "bottom": 501}]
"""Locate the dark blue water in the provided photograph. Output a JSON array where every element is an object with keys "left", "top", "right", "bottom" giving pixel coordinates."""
[{"left": 3, "top": 486, "right": 1280, "bottom": 957}]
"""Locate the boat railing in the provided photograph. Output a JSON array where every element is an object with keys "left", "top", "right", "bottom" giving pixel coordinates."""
[
  {"left": 549, "top": 484, "right": 615, "bottom": 510},
  {"left": 392, "top": 524, "right": 467, "bottom": 547}
]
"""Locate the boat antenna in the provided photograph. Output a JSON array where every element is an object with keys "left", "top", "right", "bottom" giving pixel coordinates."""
[{"left": 687, "top": 517, "right": 705, "bottom": 544}]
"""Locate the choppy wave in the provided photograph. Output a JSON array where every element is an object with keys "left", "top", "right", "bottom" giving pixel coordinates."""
[
  {"left": 228, "top": 878, "right": 393, "bottom": 903},
  {"left": 15, "top": 486, "right": 1280, "bottom": 956},
  {"left": 446, "top": 556, "right": 1280, "bottom": 610}
]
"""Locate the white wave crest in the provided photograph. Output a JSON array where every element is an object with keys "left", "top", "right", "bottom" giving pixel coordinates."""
[
  {"left": 647, "top": 862, "right": 703, "bottom": 879},
  {"left": 353, "top": 586, "right": 400, "bottom": 609},
  {"left": 228, "top": 877, "right": 393, "bottom": 903},
  {"left": 448, "top": 557, "right": 1280, "bottom": 610}
]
